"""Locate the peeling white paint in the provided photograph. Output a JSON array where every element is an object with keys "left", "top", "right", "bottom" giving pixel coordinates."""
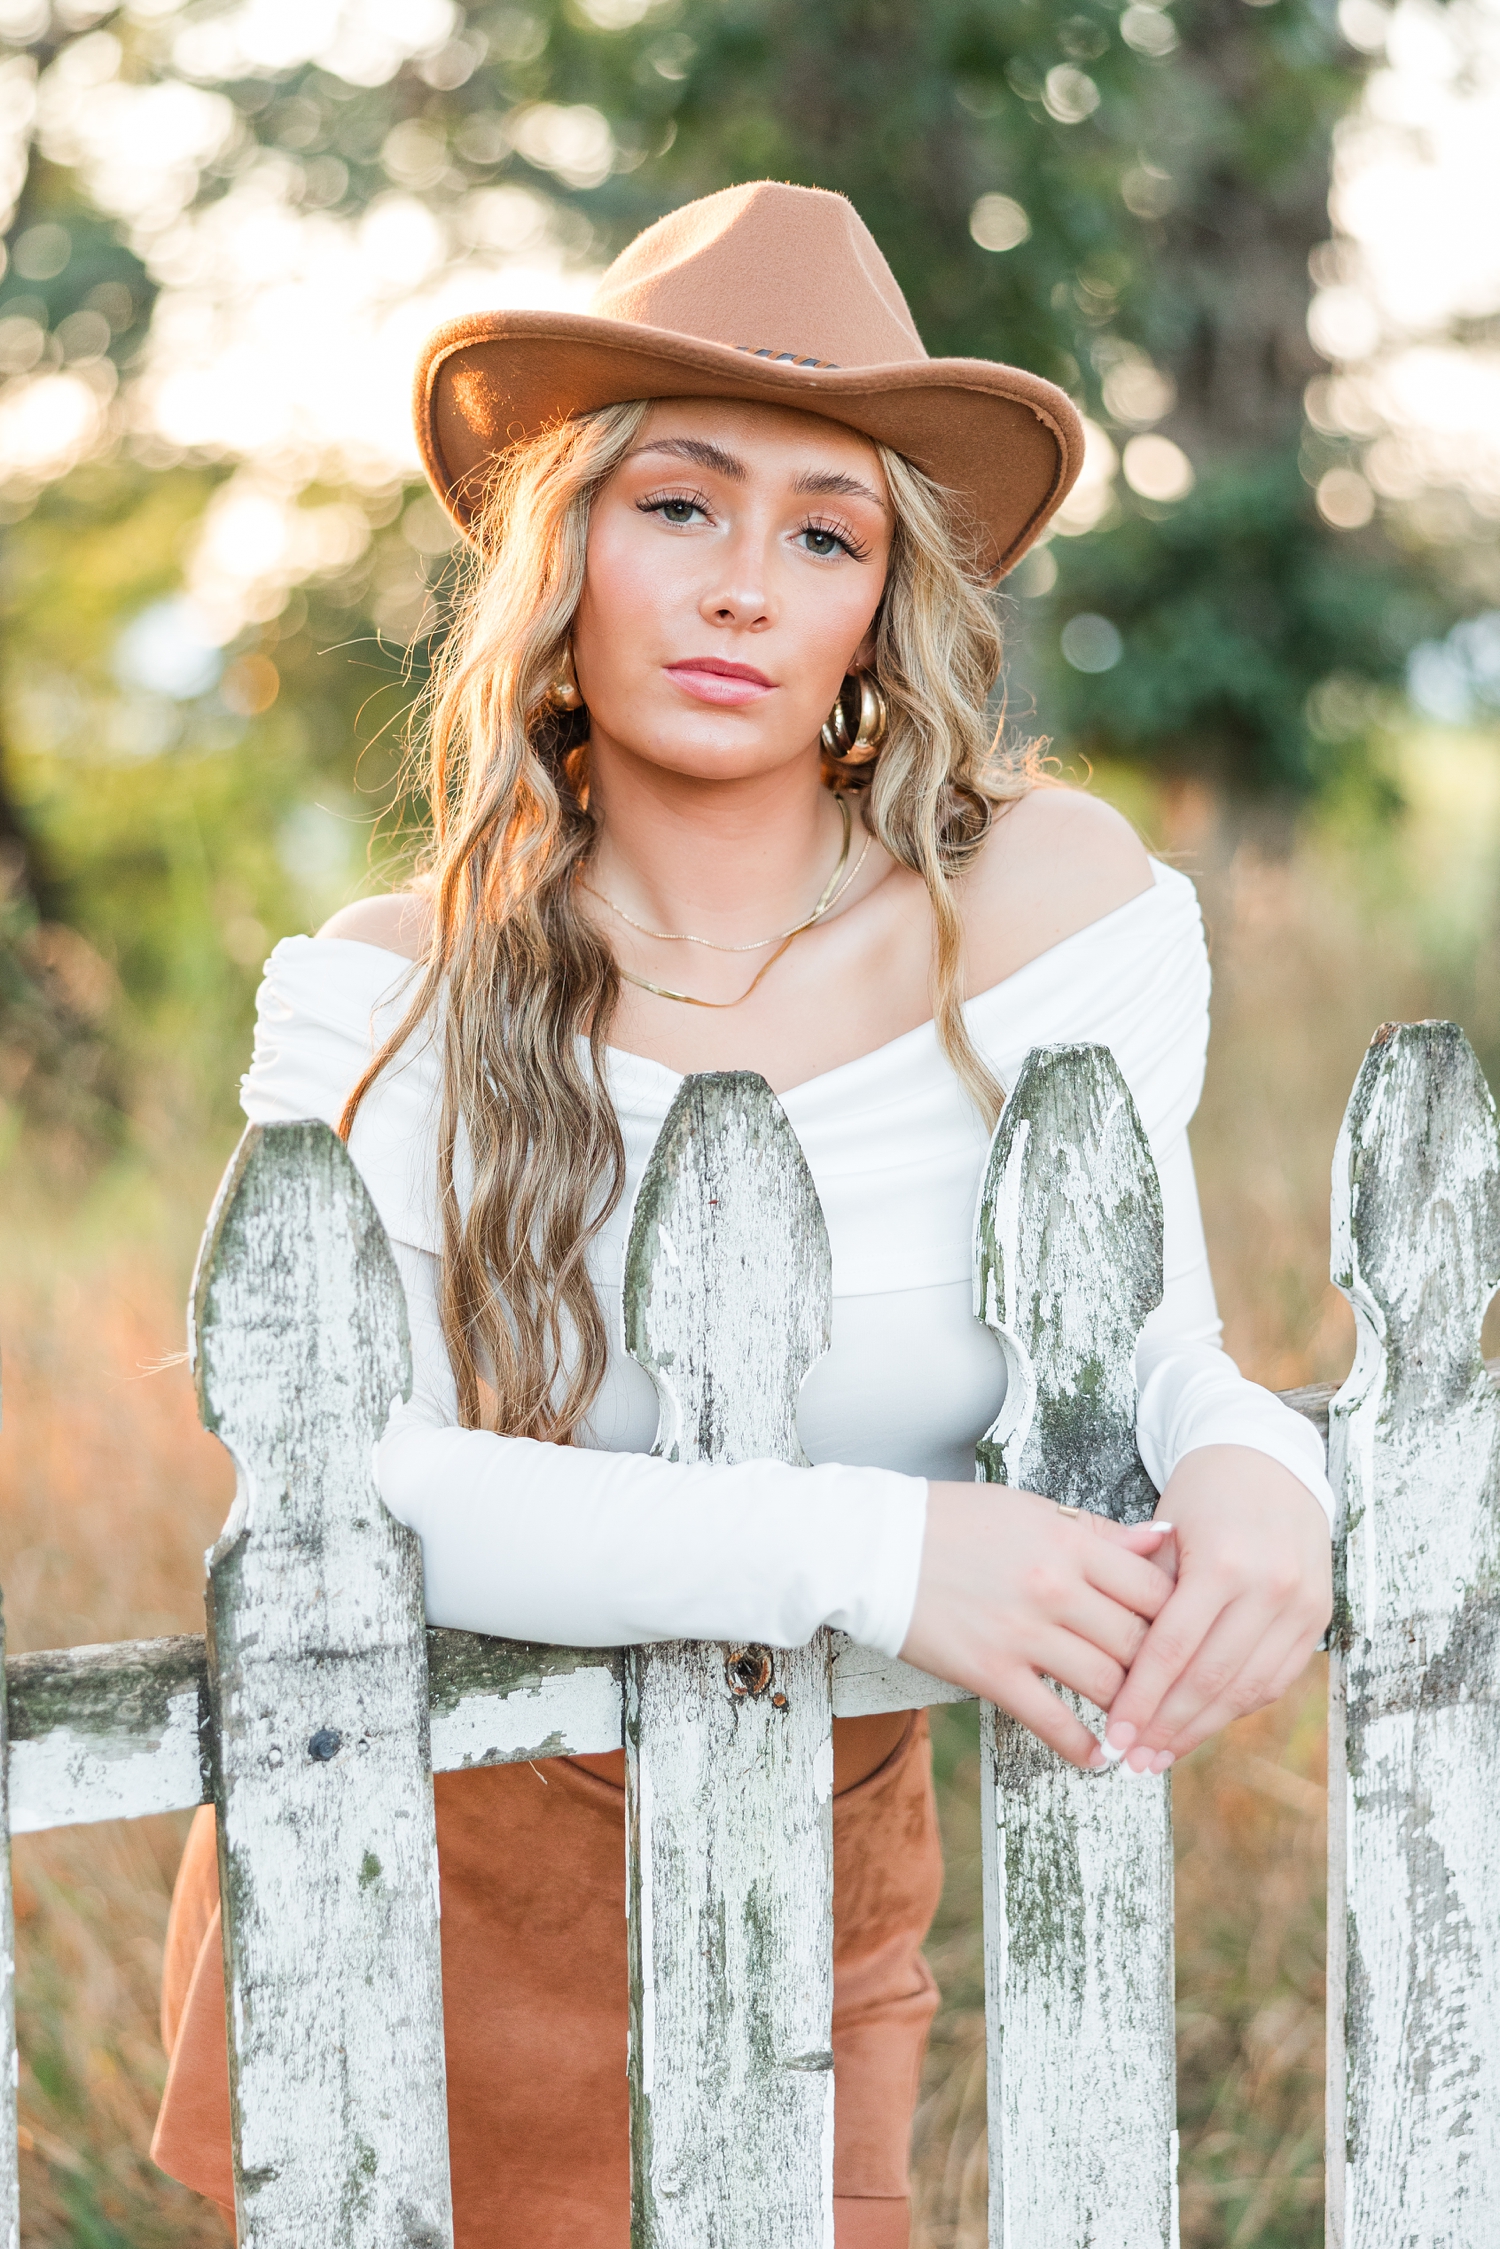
[
  {"left": 195, "top": 1123, "right": 453, "bottom": 2249},
  {"left": 1328, "top": 1023, "right": 1500, "bottom": 2249},
  {"left": 5, "top": 1024, "right": 1489, "bottom": 2249},
  {"left": 622, "top": 1074, "right": 836, "bottom": 2248},
  {"left": 9, "top": 1690, "right": 203, "bottom": 1835},
  {"left": 428, "top": 1662, "right": 621, "bottom": 1770},
  {"left": 974, "top": 1045, "right": 1176, "bottom": 2248}
]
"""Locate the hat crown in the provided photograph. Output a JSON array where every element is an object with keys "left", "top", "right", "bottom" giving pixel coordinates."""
[{"left": 591, "top": 181, "right": 927, "bottom": 373}]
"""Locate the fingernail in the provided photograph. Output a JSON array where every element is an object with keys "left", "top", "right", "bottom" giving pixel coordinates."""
[
  {"left": 1117, "top": 1760, "right": 1150, "bottom": 1781},
  {"left": 1086, "top": 1744, "right": 1108, "bottom": 1771},
  {"left": 1104, "top": 1721, "right": 1137, "bottom": 1755},
  {"left": 1126, "top": 1746, "right": 1154, "bottom": 1774},
  {"left": 1151, "top": 1750, "right": 1175, "bottom": 1774},
  {"left": 1152, "top": 1522, "right": 1173, "bottom": 1534}
]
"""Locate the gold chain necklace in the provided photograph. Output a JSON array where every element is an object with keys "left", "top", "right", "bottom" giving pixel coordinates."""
[{"left": 583, "top": 799, "right": 870, "bottom": 1010}]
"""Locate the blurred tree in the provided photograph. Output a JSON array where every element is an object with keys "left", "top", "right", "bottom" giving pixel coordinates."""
[
  {"left": 0, "top": 45, "right": 154, "bottom": 1144},
  {"left": 157, "top": 0, "right": 1457, "bottom": 793},
  {"left": 0, "top": 0, "right": 1469, "bottom": 1149}
]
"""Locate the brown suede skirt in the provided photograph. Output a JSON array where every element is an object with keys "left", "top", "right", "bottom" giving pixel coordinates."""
[{"left": 152, "top": 1709, "right": 944, "bottom": 2245}]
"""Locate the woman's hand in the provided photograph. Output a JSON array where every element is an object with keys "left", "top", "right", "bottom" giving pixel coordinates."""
[
  {"left": 1101, "top": 1446, "right": 1333, "bottom": 1774},
  {"left": 899, "top": 1482, "right": 1176, "bottom": 1770}
]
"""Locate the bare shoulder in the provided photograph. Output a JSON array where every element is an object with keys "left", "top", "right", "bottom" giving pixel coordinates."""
[
  {"left": 317, "top": 891, "right": 433, "bottom": 962},
  {"left": 961, "top": 785, "right": 1154, "bottom": 991}
]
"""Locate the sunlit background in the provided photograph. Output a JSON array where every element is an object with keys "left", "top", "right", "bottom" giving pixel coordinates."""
[{"left": 2, "top": 2, "right": 1499, "bottom": 2243}]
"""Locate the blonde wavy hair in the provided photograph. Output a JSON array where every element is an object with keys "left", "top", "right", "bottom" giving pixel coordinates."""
[{"left": 343, "top": 399, "right": 1032, "bottom": 1441}]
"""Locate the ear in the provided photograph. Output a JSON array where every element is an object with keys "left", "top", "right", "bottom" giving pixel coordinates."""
[{"left": 851, "top": 626, "right": 878, "bottom": 671}]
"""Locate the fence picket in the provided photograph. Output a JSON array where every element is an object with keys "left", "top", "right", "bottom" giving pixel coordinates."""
[
  {"left": 194, "top": 1122, "right": 452, "bottom": 2248},
  {"left": 1327, "top": 1021, "right": 1500, "bottom": 2247},
  {"left": 622, "top": 1073, "right": 835, "bottom": 2249},
  {"left": 973, "top": 1042, "right": 1177, "bottom": 2247},
  {"left": 1, "top": 1589, "right": 18, "bottom": 2249}
]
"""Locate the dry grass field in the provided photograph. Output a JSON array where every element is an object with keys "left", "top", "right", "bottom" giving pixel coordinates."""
[{"left": 3, "top": 754, "right": 1497, "bottom": 2246}]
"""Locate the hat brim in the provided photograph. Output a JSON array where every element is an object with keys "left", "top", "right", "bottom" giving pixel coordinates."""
[{"left": 415, "top": 310, "right": 1084, "bottom": 581}]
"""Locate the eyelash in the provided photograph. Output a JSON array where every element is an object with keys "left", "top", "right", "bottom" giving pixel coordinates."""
[{"left": 637, "top": 489, "right": 870, "bottom": 563}]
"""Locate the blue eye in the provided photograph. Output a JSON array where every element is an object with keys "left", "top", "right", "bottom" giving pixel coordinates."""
[
  {"left": 803, "top": 527, "right": 842, "bottom": 557},
  {"left": 639, "top": 490, "right": 711, "bottom": 526}
]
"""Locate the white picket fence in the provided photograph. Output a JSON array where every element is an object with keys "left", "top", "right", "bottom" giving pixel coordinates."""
[{"left": 2, "top": 1017, "right": 1498, "bottom": 2248}]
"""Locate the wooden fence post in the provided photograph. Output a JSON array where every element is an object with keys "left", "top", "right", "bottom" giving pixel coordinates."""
[
  {"left": 973, "top": 1042, "right": 1176, "bottom": 2247},
  {"left": 194, "top": 1122, "right": 452, "bottom": 2249},
  {"left": 623, "top": 1073, "right": 835, "bottom": 2249},
  {"left": 1327, "top": 1021, "right": 1500, "bottom": 2247},
  {"left": 1, "top": 1585, "right": 18, "bottom": 2249}
]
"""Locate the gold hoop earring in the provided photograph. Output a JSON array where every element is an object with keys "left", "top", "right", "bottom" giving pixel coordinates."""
[
  {"left": 547, "top": 645, "right": 583, "bottom": 712},
  {"left": 820, "top": 669, "right": 887, "bottom": 765}
]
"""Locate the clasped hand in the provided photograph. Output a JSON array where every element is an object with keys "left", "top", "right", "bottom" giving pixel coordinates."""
[{"left": 898, "top": 1445, "right": 1333, "bottom": 1772}]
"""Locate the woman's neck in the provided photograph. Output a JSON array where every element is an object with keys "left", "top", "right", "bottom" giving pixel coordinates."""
[{"left": 585, "top": 742, "right": 848, "bottom": 945}]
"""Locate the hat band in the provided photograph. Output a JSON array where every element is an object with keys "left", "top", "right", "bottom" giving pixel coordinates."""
[{"left": 734, "top": 342, "right": 842, "bottom": 369}]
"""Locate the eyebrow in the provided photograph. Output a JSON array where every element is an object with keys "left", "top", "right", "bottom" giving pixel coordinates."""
[
  {"left": 630, "top": 437, "right": 747, "bottom": 480},
  {"left": 791, "top": 466, "right": 888, "bottom": 512},
  {"left": 630, "top": 437, "right": 888, "bottom": 513}
]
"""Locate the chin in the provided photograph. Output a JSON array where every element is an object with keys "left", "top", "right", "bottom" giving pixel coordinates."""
[{"left": 605, "top": 715, "right": 801, "bottom": 782}]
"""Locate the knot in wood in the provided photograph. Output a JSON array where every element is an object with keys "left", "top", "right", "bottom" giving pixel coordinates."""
[
  {"left": 307, "top": 1727, "right": 343, "bottom": 1762},
  {"left": 725, "top": 1647, "right": 774, "bottom": 1699}
]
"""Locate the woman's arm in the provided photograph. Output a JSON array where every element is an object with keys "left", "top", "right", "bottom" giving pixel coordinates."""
[
  {"left": 379, "top": 1238, "right": 1175, "bottom": 1765},
  {"left": 1104, "top": 1130, "right": 1334, "bottom": 1772}
]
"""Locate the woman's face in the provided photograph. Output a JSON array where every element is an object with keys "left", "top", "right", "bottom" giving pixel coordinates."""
[{"left": 572, "top": 397, "right": 893, "bottom": 787}]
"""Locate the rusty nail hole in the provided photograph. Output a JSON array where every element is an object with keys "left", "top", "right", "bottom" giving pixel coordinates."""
[
  {"left": 772, "top": 1693, "right": 788, "bottom": 1709},
  {"left": 308, "top": 1727, "right": 343, "bottom": 1762},
  {"left": 726, "top": 1647, "right": 773, "bottom": 1698}
]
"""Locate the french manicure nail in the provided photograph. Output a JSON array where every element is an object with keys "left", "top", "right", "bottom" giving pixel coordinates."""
[
  {"left": 1104, "top": 1721, "right": 1137, "bottom": 1754},
  {"left": 1152, "top": 1522, "right": 1173, "bottom": 1534},
  {"left": 1086, "top": 1745, "right": 1108, "bottom": 1770},
  {"left": 1152, "top": 1750, "right": 1175, "bottom": 1774}
]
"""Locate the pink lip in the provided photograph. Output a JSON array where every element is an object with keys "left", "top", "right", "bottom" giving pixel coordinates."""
[{"left": 665, "top": 657, "right": 775, "bottom": 706}]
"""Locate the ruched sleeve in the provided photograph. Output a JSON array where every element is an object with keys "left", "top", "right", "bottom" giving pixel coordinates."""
[
  {"left": 964, "top": 865, "right": 1333, "bottom": 1525},
  {"left": 240, "top": 935, "right": 930, "bottom": 1658},
  {"left": 237, "top": 864, "right": 1331, "bottom": 1668}
]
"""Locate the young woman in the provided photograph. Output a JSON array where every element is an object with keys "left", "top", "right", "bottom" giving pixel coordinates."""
[{"left": 152, "top": 183, "right": 1333, "bottom": 2246}]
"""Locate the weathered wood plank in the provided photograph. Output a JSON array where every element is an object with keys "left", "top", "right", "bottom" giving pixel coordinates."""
[
  {"left": 425, "top": 1633, "right": 623, "bottom": 1769},
  {"left": 196, "top": 1123, "right": 452, "bottom": 2249},
  {"left": 826, "top": 1637, "right": 974, "bottom": 1720},
  {"left": 7, "top": 1358, "right": 1336, "bottom": 1835},
  {"left": 1, "top": 1588, "right": 19, "bottom": 2249},
  {"left": 974, "top": 1042, "right": 1177, "bottom": 2248},
  {"left": 1327, "top": 1021, "right": 1500, "bottom": 2249},
  {"left": 6, "top": 1635, "right": 209, "bottom": 1835},
  {"left": 623, "top": 1073, "right": 836, "bottom": 2249}
]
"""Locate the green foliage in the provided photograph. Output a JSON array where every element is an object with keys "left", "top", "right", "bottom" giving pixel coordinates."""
[
  {"left": 205, "top": 0, "right": 1450, "bottom": 797},
  {"left": 1030, "top": 451, "right": 1452, "bottom": 792},
  {"left": 0, "top": 0, "right": 1473, "bottom": 1150},
  {"left": 2, "top": 457, "right": 422, "bottom": 1140}
]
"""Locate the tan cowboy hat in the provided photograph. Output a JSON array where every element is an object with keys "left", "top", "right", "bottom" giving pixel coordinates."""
[{"left": 414, "top": 180, "right": 1084, "bottom": 581}]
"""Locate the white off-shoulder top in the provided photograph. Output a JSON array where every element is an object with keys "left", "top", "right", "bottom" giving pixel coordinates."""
[{"left": 240, "top": 859, "right": 1333, "bottom": 1661}]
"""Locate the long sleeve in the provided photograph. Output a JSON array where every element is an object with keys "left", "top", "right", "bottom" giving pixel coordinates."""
[
  {"left": 1132, "top": 1128, "right": 1333, "bottom": 1521},
  {"left": 238, "top": 942, "right": 929, "bottom": 1655},
  {"left": 239, "top": 862, "right": 1332, "bottom": 1671},
  {"left": 376, "top": 1237, "right": 929, "bottom": 1654}
]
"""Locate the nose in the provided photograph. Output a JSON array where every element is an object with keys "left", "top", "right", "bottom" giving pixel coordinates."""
[{"left": 698, "top": 528, "right": 774, "bottom": 632}]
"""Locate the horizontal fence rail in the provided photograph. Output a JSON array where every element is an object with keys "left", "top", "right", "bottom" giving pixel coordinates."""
[{"left": 3, "top": 1020, "right": 1498, "bottom": 2248}]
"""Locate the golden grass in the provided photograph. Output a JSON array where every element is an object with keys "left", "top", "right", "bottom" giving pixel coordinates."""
[
  {"left": 2, "top": 1173, "right": 234, "bottom": 2244},
  {"left": 4, "top": 757, "right": 1497, "bottom": 2244}
]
